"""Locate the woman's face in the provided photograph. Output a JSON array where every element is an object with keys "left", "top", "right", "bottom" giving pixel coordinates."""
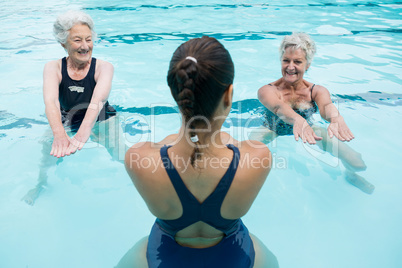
[
  {"left": 281, "top": 47, "right": 309, "bottom": 84},
  {"left": 63, "top": 24, "right": 93, "bottom": 64}
]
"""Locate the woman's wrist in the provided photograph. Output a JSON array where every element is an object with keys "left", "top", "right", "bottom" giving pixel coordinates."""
[
  {"left": 293, "top": 116, "right": 307, "bottom": 126},
  {"left": 52, "top": 128, "right": 67, "bottom": 138},
  {"left": 329, "top": 115, "right": 344, "bottom": 124}
]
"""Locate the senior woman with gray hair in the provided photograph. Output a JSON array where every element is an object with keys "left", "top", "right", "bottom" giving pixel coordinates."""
[
  {"left": 22, "top": 10, "right": 122, "bottom": 205},
  {"left": 254, "top": 32, "right": 374, "bottom": 194},
  {"left": 47, "top": 10, "right": 116, "bottom": 156}
]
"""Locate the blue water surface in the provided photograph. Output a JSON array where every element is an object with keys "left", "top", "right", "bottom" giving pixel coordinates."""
[{"left": 0, "top": 1, "right": 402, "bottom": 268}]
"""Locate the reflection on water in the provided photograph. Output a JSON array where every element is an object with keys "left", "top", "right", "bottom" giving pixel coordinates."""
[{"left": 1, "top": 91, "right": 401, "bottom": 137}]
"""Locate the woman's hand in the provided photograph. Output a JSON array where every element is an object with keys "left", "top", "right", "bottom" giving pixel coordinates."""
[
  {"left": 65, "top": 128, "right": 91, "bottom": 155},
  {"left": 293, "top": 118, "right": 322, "bottom": 144},
  {"left": 327, "top": 116, "right": 354, "bottom": 141},
  {"left": 50, "top": 131, "right": 71, "bottom": 158},
  {"left": 313, "top": 85, "right": 354, "bottom": 142}
]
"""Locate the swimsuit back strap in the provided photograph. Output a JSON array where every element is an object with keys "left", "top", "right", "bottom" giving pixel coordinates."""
[
  {"left": 61, "top": 57, "right": 68, "bottom": 78},
  {"left": 160, "top": 145, "right": 192, "bottom": 203},
  {"left": 310, "top": 84, "right": 316, "bottom": 101},
  {"left": 208, "top": 144, "right": 240, "bottom": 203},
  {"left": 160, "top": 144, "right": 240, "bottom": 205}
]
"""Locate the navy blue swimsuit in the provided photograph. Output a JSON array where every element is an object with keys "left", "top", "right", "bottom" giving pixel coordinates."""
[
  {"left": 59, "top": 57, "right": 116, "bottom": 132},
  {"left": 147, "top": 144, "right": 255, "bottom": 268},
  {"left": 263, "top": 84, "right": 318, "bottom": 135}
]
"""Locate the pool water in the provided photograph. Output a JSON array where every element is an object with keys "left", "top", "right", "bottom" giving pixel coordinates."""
[{"left": 1, "top": 1, "right": 402, "bottom": 267}]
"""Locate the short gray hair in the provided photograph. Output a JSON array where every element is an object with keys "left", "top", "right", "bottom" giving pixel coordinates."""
[
  {"left": 279, "top": 32, "right": 316, "bottom": 66},
  {"left": 53, "top": 10, "right": 97, "bottom": 45}
]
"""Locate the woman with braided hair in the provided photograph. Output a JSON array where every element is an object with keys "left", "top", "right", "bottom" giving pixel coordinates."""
[{"left": 122, "top": 36, "right": 278, "bottom": 267}]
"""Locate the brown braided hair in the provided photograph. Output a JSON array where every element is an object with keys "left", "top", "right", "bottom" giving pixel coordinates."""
[{"left": 167, "top": 36, "right": 234, "bottom": 166}]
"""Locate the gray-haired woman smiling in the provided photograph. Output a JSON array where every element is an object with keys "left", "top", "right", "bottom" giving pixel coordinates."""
[
  {"left": 48, "top": 10, "right": 116, "bottom": 155},
  {"left": 22, "top": 10, "right": 122, "bottom": 205},
  {"left": 253, "top": 32, "right": 374, "bottom": 194}
]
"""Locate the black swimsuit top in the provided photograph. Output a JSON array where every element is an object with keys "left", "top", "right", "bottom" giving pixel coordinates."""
[
  {"left": 263, "top": 84, "right": 318, "bottom": 136},
  {"left": 156, "top": 144, "right": 241, "bottom": 236},
  {"left": 59, "top": 57, "right": 116, "bottom": 131}
]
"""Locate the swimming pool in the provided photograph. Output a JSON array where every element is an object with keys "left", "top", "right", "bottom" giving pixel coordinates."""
[{"left": 1, "top": 0, "right": 401, "bottom": 267}]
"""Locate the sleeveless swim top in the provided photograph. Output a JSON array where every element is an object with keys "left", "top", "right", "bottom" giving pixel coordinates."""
[
  {"left": 59, "top": 57, "right": 116, "bottom": 131},
  {"left": 156, "top": 144, "right": 241, "bottom": 236},
  {"left": 263, "top": 84, "right": 318, "bottom": 135}
]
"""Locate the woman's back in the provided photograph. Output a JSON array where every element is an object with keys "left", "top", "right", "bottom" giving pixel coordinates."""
[
  {"left": 125, "top": 133, "right": 270, "bottom": 247},
  {"left": 124, "top": 36, "right": 278, "bottom": 267}
]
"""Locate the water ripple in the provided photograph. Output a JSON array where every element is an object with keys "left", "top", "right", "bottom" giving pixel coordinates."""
[
  {"left": 1, "top": 92, "right": 401, "bottom": 133},
  {"left": 84, "top": 2, "right": 402, "bottom": 12},
  {"left": 99, "top": 29, "right": 402, "bottom": 44}
]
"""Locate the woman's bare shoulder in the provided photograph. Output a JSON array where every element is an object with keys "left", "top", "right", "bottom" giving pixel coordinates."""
[
  {"left": 258, "top": 80, "right": 282, "bottom": 100},
  {"left": 237, "top": 140, "right": 271, "bottom": 159},
  {"left": 44, "top": 59, "right": 61, "bottom": 72},
  {"left": 125, "top": 142, "right": 158, "bottom": 171},
  {"left": 96, "top": 58, "right": 113, "bottom": 69},
  {"left": 125, "top": 134, "right": 178, "bottom": 174},
  {"left": 311, "top": 84, "right": 331, "bottom": 100},
  {"left": 156, "top": 134, "right": 179, "bottom": 146}
]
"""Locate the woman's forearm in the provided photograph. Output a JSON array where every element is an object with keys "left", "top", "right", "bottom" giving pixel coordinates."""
[
  {"left": 45, "top": 101, "right": 65, "bottom": 137},
  {"left": 77, "top": 102, "right": 104, "bottom": 133},
  {"left": 319, "top": 103, "right": 341, "bottom": 123}
]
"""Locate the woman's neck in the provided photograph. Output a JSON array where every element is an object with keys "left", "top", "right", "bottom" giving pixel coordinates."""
[
  {"left": 177, "top": 125, "right": 224, "bottom": 148},
  {"left": 66, "top": 56, "right": 90, "bottom": 71},
  {"left": 178, "top": 113, "right": 226, "bottom": 145},
  {"left": 279, "top": 78, "right": 308, "bottom": 91}
]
